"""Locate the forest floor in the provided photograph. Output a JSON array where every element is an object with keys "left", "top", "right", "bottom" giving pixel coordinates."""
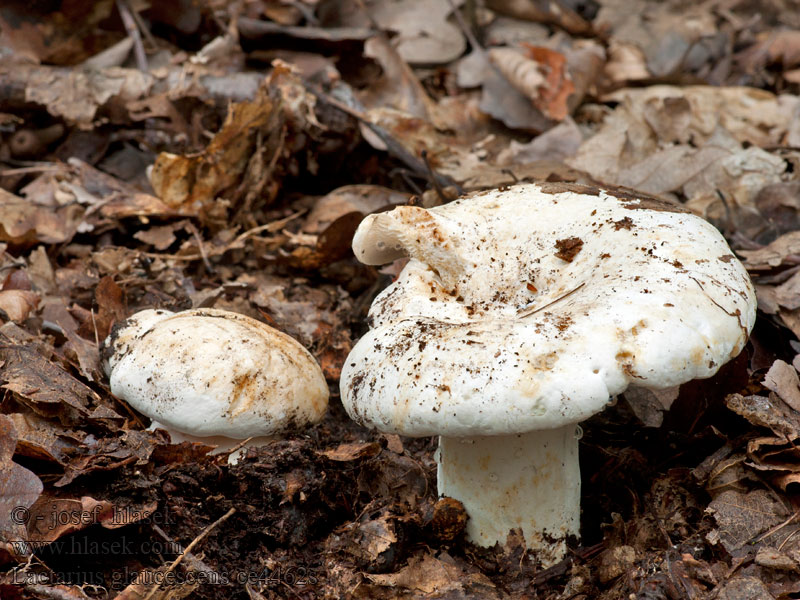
[{"left": 2, "top": 0, "right": 800, "bottom": 598}]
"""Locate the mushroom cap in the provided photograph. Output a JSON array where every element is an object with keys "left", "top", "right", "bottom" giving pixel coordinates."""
[
  {"left": 102, "top": 308, "right": 329, "bottom": 437},
  {"left": 340, "top": 183, "right": 757, "bottom": 437}
]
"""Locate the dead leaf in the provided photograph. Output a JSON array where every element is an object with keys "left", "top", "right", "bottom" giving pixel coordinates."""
[
  {"left": 716, "top": 576, "right": 776, "bottom": 600},
  {"left": 0, "top": 345, "right": 98, "bottom": 423},
  {"left": 6, "top": 412, "right": 83, "bottom": 466},
  {"left": 320, "top": 442, "right": 382, "bottom": 461},
  {"left": 0, "top": 414, "right": 43, "bottom": 562},
  {"left": 149, "top": 82, "right": 284, "bottom": 223},
  {"left": 726, "top": 393, "right": 800, "bottom": 440},
  {"left": 485, "top": 0, "right": 592, "bottom": 36},
  {"left": 707, "top": 488, "right": 797, "bottom": 556},
  {"left": 763, "top": 360, "right": 800, "bottom": 412},
  {"left": 755, "top": 546, "right": 800, "bottom": 572},
  {"left": 522, "top": 45, "right": 576, "bottom": 121},
  {"left": 304, "top": 186, "right": 409, "bottom": 234},
  {"left": 0, "top": 188, "right": 82, "bottom": 246},
  {"left": 366, "top": 552, "right": 497, "bottom": 596},
  {"left": 739, "top": 231, "right": 800, "bottom": 271},
  {"left": 0, "top": 290, "right": 39, "bottom": 322},
  {"left": 598, "top": 545, "right": 637, "bottom": 583}
]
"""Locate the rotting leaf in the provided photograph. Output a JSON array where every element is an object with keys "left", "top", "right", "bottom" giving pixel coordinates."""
[
  {"left": 320, "top": 441, "right": 382, "bottom": 461},
  {"left": 149, "top": 82, "right": 284, "bottom": 224},
  {"left": 366, "top": 552, "right": 497, "bottom": 596},
  {"left": 5, "top": 412, "right": 83, "bottom": 466},
  {"left": 763, "top": 360, "right": 800, "bottom": 412},
  {"left": 726, "top": 393, "right": 800, "bottom": 441},
  {"left": 707, "top": 488, "right": 798, "bottom": 556},
  {"left": 554, "top": 237, "right": 583, "bottom": 262},
  {"left": 0, "top": 415, "right": 43, "bottom": 562},
  {"left": 0, "top": 345, "right": 98, "bottom": 424}
]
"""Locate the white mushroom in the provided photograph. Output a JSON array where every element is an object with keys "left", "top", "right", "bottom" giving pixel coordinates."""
[
  {"left": 340, "top": 183, "right": 756, "bottom": 566},
  {"left": 102, "top": 308, "right": 329, "bottom": 462}
]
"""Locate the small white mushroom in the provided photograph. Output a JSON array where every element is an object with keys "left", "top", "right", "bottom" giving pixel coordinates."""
[
  {"left": 102, "top": 308, "right": 329, "bottom": 462},
  {"left": 340, "top": 183, "right": 757, "bottom": 566}
]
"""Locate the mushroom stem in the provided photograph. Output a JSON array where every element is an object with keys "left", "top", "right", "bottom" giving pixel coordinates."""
[{"left": 436, "top": 426, "right": 580, "bottom": 566}]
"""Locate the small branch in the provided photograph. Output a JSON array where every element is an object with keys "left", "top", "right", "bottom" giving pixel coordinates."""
[
  {"left": 143, "top": 508, "right": 236, "bottom": 600},
  {"left": 115, "top": 0, "right": 148, "bottom": 71},
  {"left": 518, "top": 283, "right": 585, "bottom": 318}
]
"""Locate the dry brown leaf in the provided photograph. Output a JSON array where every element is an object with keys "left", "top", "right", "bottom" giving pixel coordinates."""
[
  {"left": 568, "top": 86, "right": 791, "bottom": 218},
  {"left": 369, "top": 0, "right": 465, "bottom": 65},
  {"left": 717, "top": 576, "right": 780, "bottom": 600},
  {"left": 360, "top": 35, "right": 438, "bottom": 122},
  {"left": 149, "top": 82, "right": 284, "bottom": 223},
  {"left": 457, "top": 49, "right": 552, "bottom": 132},
  {"left": 488, "top": 47, "right": 546, "bottom": 102},
  {"left": 595, "top": 0, "right": 718, "bottom": 78},
  {"left": 522, "top": 45, "right": 576, "bottom": 121},
  {"left": 485, "top": 0, "right": 592, "bottom": 36},
  {"left": 320, "top": 442, "right": 382, "bottom": 461},
  {"left": 707, "top": 489, "right": 796, "bottom": 556},
  {"left": 738, "top": 30, "right": 800, "bottom": 74},
  {"left": 605, "top": 41, "right": 650, "bottom": 84},
  {"left": 739, "top": 231, "right": 800, "bottom": 271},
  {"left": 0, "top": 415, "right": 43, "bottom": 562},
  {"left": 764, "top": 360, "right": 800, "bottom": 412},
  {"left": 0, "top": 291, "right": 39, "bottom": 322},
  {"left": 6, "top": 412, "right": 83, "bottom": 466},
  {"left": 0, "top": 188, "right": 82, "bottom": 246},
  {"left": 366, "top": 552, "right": 497, "bottom": 596},
  {"left": 304, "top": 185, "right": 410, "bottom": 233},
  {"left": 0, "top": 345, "right": 98, "bottom": 423},
  {"left": 726, "top": 393, "right": 800, "bottom": 440}
]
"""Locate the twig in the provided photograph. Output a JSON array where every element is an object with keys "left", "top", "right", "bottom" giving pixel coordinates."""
[
  {"left": 420, "top": 150, "right": 448, "bottom": 202},
  {"left": 214, "top": 436, "right": 255, "bottom": 464},
  {"left": 518, "top": 283, "right": 585, "bottom": 317},
  {"left": 115, "top": 0, "right": 148, "bottom": 71},
  {"left": 151, "top": 524, "right": 221, "bottom": 576},
  {"left": 186, "top": 222, "right": 214, "bottom": 272},
  {"left": 143, "top": 211, "right": 305, "bottom": 262},
  {"left": 143, "top": 508, "right": 236, "bottom": 600}
]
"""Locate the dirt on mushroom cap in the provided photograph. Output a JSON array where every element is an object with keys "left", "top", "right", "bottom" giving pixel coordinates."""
[
  {"left": 105, "top": 308, "right": 329, "bottom": 438},
  {"left": 340, "top": 184, "right": 757, "bottom": 437}
]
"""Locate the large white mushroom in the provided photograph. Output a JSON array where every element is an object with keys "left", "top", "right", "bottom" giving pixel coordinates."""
[
  {"left": 340, "top": 183, "right": 756, "bottom": 566},
  {"left": 102, "top": 308, "right": 329, "bottom": 462}
]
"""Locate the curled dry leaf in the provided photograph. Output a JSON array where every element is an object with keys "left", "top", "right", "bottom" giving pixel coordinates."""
[
  {"left": 488, "top": 47, "right": 546, "bottom": 103},
  {"left": 0, "top": 290, "right": 39, "bottom": 322},
  {"left": 149, "top": 83, "right": 284, "bottom": 223},
  {"left": 488, "top": 46, "right": 575, "bottom": 121},
  {"left": 522, "top": 44, "right": 576, "bottom": 121}
]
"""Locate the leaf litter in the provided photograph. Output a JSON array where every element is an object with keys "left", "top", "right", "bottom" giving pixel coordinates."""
[{"left": 4, "top": 0, "right": 800, "bottom": 598}]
